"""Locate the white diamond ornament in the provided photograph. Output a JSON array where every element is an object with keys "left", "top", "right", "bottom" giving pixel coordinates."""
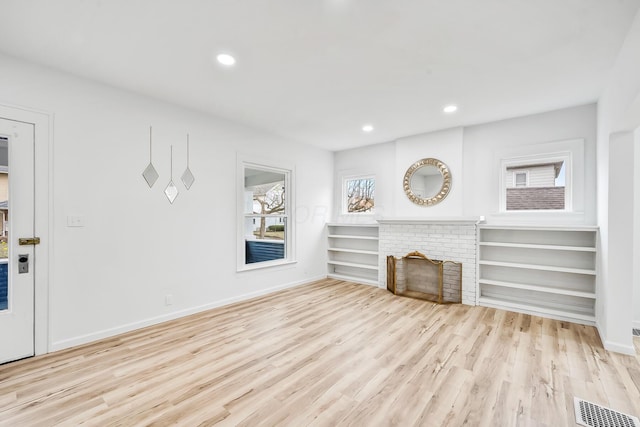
[
  {"left": 143, "top": 163, "right": 159, "bottom": 188},
  {"left": 181, "top": 133, "right": 195, "bottom": 190},
  {"left": 181, "top": 168, "right": 195, "bottom": 189},
  {"left": 165, "top": 145, "right": 179, "bottom": 204},
  {"left": 142, "top": 126, "right": 158, "bottom": 188},
  {"left": 165, "top": 180, "right": 179, "bottom": 204}
]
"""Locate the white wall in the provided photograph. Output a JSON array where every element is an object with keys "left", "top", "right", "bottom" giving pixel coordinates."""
[
  {"left": 333, "top": 141, "right": 396, "bottom": 221},
  {"left": 395, "top": 128, "right": 464, "bottom": 217},
  {"left": 607, "top": 132, "right": 635, "bottom": 353},
  {"left": 333, "top": 104, "right": 596, "bottom": 225},
  {"left": 463, "top": 104, "right": 596, "bottom": 225},
  {"left": 597, "top": 9, "right": 640, "bottom": 354},
  {"left": 0, "top": 53, "right": 333, "bottom": 351}
]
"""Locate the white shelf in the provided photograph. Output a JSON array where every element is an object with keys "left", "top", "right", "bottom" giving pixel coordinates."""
[
  {"left": 328, "top": 247, "right": 379, "bottom": 255},
  {"left": 478, "top": 224, "right": 598, "bottom": 232},
  {"left": 327, "top": 223, "right": 378, "bottom": 227},
  {"left": 327, "top": 260, "right": 378, "bottom": 270},
  {"left": 477, "top": 226, "right": 597, "bottom": 324},
  {"left": 478, "top": 279, "right": 595, "bottom": 299},
  {"left": 478, "top": 260, "right": 596, "bottom": 275},
  {"left": 327, "top": 224, "right": 380, "bottom": 286},
  {"left": 479, "top": 242, "right": 596, "bottom": 252},
  {"left": 328, "top": 234, "right": 379, "bottom": 240},
  {"left": 327, "top": 273, "right": 379, "bottom": 287},
  {"left": 478, "top": 296, "right": 596, "bottom": 324}
]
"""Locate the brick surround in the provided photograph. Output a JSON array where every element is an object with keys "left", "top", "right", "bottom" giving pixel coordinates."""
[{"left": 378, "top": 220, "right": 479, "bottom": 305}]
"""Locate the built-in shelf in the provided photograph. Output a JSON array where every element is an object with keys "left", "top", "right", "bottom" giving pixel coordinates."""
[
  {"left": 478, "top": 260, "right": 596, "bottom": 276},
  {"left": 327, "top": 234, "right": 379, "bottom": 240},
  {"left": 327, "top": 260, "right": 378, "bottom": 270},
  {"left": 479, "top": 242, "right": 596, "bottom": 252},
  {"left": 327, "top": 224, "right": 379, "bottom": 286},
  {"left": 325, "top": 273, "right": 379, "bottom": 287},
  {"left": 478, "top": 296, "right": 596, "bottom": 324},
  {"left": 478, "top": 225, "right": 598, "bottom": 325},
  {"left": 328, "top": 247, "right": 379, "bottom": 255},
  {"left": 478, "top": 279, "right": 596, "bottom": 299}
]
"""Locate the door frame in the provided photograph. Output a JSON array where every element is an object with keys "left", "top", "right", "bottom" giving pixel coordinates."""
[{"left": 0, "top": 103, "right": 51, "bottom": 356}]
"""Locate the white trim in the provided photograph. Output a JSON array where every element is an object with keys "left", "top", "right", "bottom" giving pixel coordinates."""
[
  {"left": 496, "top": 138, "right": 585, "bottom": 217},
  {"left": 50, "top": 275, "right": 323, "bottom": 352},
  {"left": 0, "top": 103, "right": 52, "bottom": 357},
  {"left": 236, "top": 153, "right": 296, "bottom": 272},
  {"left": 500, "top": 151, "right": 572, "bottom": 212},
  {"left": 341, "top": 174, "right": 376, "bottom": 215},
  {"left": 596, "top": 322, "right": 636, "bottom": 355}
]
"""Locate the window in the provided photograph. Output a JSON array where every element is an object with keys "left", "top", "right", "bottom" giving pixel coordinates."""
[
  {"left": 500, "top": 153, "right": 570, "bottom": 212},
  {"left": 238, "top": 159, "right": 294, "bottom": 270},
  {"left": 343, "top": 176, "right": 375, "bottom": 214},
  {"left": 514, "top": 172, "right": 528, "bottom": 187}
]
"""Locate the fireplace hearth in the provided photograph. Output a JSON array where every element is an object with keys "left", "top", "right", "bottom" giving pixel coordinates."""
[{"left": 387, "top": 251, "right": 462, "bottom": 304}]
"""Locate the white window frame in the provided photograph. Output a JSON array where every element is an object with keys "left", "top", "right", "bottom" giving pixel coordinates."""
[
  {"left": 499, "top": 151, "right": 572, "bottom": 213},
  {"left": 342, "top": 175, "right": 376, "bottom": 215},
  {"left": 513, "top": 171, "right": 529, "bottom": 187},
  {"left": 237, "top": 154, "right": 295, "bottom": 272}
]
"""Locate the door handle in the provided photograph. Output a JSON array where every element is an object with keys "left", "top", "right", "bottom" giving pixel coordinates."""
[{"left": 18, "top": 237, "right": 40, "bottom": 246}]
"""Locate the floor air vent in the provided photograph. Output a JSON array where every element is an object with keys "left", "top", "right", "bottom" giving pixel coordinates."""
[
  {"left": 574, "top": 397, "right": 640, "bottom": 427},
  {"left": 633, "top": 328, "right": 640, "bottom": 337}
]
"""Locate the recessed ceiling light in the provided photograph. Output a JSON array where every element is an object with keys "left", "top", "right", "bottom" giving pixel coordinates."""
[
  {"left": 216, "top": 53, "right": 236, "bottom": 66},
  {"left": 443, "top": 105, "right": 458, "bottom": 113},
  {"left": 362, "top": 124, "right": 374, "bottom": 132}
]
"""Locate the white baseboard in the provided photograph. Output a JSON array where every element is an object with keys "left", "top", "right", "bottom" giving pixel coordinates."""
[
  {"left": 602, "top": 340, "right": 636, "bottom": 355},
  {"left": 50, "top": 275, "right": 325, "bottom": 352},
  {"left": 596, "top": 322, "right": 636, "bottom": 355}
]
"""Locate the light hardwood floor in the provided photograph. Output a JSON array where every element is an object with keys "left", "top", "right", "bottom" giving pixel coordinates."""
[{"left": 1, "top": 279, "right": 640, "bottom": 426}]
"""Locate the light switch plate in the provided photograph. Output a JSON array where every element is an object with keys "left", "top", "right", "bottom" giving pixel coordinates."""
[{"left": 67, "top": 215, "right": 85, "bottom": 227}]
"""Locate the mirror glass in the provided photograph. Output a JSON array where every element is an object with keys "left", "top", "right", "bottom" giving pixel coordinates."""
[
  {"left": 410, "top": 165, "right": 442, "bottom": 199},
  {"left": 403, "top": 158, "right": 451, "bottom": 206}
]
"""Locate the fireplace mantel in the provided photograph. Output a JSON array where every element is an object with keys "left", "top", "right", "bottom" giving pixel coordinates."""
[{"left": 377, "top": 216, "right": 485, "bottom": 225}]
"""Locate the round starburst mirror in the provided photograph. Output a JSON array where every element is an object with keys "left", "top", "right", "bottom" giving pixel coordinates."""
[{"left": 403, "top": 158, "right": 451, "bottom": 206}]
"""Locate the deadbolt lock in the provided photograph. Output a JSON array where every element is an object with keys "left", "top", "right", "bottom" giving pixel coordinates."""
[{"left": 18, "top": 237, "right": 41, "bottom": 246}]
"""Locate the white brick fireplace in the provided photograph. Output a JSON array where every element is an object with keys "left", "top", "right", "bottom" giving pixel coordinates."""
[{"left": 377, "top": 218, "right": 482, "bottom": 305}]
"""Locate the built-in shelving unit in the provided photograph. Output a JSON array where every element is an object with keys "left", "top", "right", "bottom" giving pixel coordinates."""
[
  {"left": 477, "top": 225, "right": 598, "bottom": 325},
  {"left": 327, "top": 224, "right": 379, "bottom": 286}
]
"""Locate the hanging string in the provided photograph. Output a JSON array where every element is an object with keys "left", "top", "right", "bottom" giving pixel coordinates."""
[{"left": 149, "top": 126, "right": 153, "bottom": 161}]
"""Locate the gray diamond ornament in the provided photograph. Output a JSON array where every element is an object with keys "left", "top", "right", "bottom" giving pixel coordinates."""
[
  {"left": 164, "top": 180, "right": 179, "bottom": 204},
  {"left": 181, "top": 167, "right": 195, "bottom": 190},
  {"left": 143, "top": 163, "right": 159, "bottom": 188}
]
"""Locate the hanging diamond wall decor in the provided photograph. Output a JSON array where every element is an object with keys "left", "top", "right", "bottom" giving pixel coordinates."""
[
  {"left": 181, "top": 133, "right": 195, "bottom": 190},
  {"left": 142, "top": 126, "right": 159, "bottom": 188},
  {"left": 165, "top": 145, "right": 179, "bottom": 204}
]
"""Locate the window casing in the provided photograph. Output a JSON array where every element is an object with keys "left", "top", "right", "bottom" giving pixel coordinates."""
[
  {"left": 237, "top": 157, "right": 294, "bottom": 271},
  {"left": 342, "top": 176, "right": 375, "bottom": 214},
  {"left": 500, "top": 152, "right": 571, "bottom": 212}
]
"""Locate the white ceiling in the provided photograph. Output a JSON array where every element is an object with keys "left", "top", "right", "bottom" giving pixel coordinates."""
[{"left": 1, "top": 0, "right": 639, "bottom": 151}]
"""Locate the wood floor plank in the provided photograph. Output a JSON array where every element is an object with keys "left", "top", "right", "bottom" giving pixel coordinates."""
[{"left": 1, "top": 278, "right": 640, "bottom": 426}]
